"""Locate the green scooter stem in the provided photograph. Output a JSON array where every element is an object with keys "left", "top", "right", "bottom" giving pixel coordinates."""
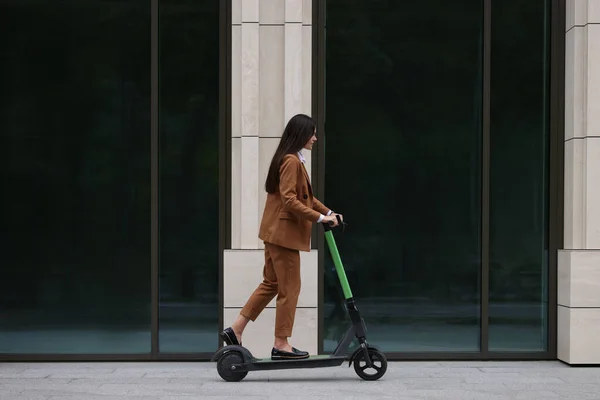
[{"left": 324, "top": 230, "right": 353, "bottom": 299}]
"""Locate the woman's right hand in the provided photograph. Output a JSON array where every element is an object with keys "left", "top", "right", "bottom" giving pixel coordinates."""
[{"left": 323, "top": 215, "right": 339, "bottom": 227}]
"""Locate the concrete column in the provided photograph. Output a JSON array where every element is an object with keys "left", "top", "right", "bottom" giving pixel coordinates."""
[
  {"left": 225, "top": 0, "right": 318, "bottom": 357},
  {"left": 558, "top": 0, "right": 600, "bottom": 365}
]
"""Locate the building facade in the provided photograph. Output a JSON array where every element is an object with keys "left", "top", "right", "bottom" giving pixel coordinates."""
[{"left": 0, "top": 0, "right": 598, "bottom": 365}]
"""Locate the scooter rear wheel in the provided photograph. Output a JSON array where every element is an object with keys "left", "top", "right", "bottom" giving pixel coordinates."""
[
  {"left": 217, "top": 351, "right": 248, "bottom": 382},
  {"left": 353, "top": 348, "right": 387, "bottom": 381}
]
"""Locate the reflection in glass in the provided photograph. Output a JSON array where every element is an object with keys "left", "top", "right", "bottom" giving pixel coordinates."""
[
  {"left": 0, "top": 1, "right": 151, "bottom": 353},
  {"left": 158, "top": 0, "right": 220, "bottom": 353},
  {"left": 489, "top": 0, "right": 551, "bottom": 351},
  {"left": 323, "top": 0, "right": 483, "bottom": 352}
]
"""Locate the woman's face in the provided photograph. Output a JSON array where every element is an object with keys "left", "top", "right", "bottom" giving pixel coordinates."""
[{"left": 304, "top": 129, "right": 317, "bottom": 150}]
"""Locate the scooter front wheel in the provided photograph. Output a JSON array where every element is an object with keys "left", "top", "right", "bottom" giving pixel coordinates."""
[
  {"left": 353, "top": 348, "right": 387, "bottom": 381},
  {"left": 217, "top": 351, "right": 248, "bottom": 382}
]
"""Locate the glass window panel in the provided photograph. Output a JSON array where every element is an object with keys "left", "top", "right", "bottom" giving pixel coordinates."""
[
  {"left": 0, "top": 1, "right": 151, "bottom": 354},
  {"left": 489, "top": 0, "right": 551, "bottom": 352},
  {"left": 157, "top": 0, "right": 220, "bottom": 353},
  {"left": 323, "top": 0, "right": 483, "bottom": 352}
]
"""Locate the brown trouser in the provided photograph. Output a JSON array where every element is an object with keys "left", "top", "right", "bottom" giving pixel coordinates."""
[{"left": 240, "top": 242, "right": 301, "bottom": 338}]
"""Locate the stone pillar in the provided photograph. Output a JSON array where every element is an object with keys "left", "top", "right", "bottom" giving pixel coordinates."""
[
  {"left": 558, "top": 0, "right": 600, "bottom": 365},
  {"left": 224, "top": 0, "right": 318, "bottom": 357}
]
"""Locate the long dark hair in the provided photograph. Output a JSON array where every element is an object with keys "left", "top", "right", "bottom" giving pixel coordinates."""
[{"left": 265, "top": 114, "right": 316, "bottom": 193}]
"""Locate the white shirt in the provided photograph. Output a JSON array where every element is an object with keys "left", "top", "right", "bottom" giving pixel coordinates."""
[
  {"left": 297, "top": 151, "right": 307, "bottom": 164},
  {"left": 298, "top": 151, "right": 332, "bottom": 223}
]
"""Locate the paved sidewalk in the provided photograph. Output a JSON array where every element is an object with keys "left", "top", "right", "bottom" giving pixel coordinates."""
[{"left": 1, "top": 360, "right": 600, "bottom": 400}]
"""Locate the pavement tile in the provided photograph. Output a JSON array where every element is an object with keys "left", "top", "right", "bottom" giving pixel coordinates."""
[{"left": 0, "top": 361, "right": 597, "bottom": 400}]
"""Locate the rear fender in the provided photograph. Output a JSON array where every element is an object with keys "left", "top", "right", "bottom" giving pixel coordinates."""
[{"left": 211, "top": 345, "right": 255, "bottom": 363}]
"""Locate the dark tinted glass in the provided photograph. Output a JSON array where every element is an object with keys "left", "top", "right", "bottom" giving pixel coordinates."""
[
  {"left": 323, "top": 0, "right": 483, "bottom": 352},
  {"left": 0, "top": 1, "right": 151, "bottom": 353},
  {"left": 489, "top": 0, "right": 551, "bottom": 351},
  {"left": 158, "top": 0, "right": 220, "bottom": 353}
]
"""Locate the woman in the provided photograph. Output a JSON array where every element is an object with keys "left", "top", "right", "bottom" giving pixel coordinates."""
[{"left": 221, "top": 114, "right": 340, "bottom": 360}]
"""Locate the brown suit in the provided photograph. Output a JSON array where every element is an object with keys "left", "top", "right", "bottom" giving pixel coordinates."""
[
  {"left": 240, "top": 153, "right": 330, "bottom": 338},
  {"left": 259, "top": 154, "right": 330, "bottom": 252}
]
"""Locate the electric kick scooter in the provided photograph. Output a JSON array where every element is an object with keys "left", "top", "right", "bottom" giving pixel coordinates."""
[{"left": 211, "top": 215, "right": 388, "bottom": 381}]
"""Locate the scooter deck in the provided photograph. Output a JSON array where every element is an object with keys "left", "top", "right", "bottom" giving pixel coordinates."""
[
  {"left": 254, "top": 355, "right": 336, "bottom": 363},
  {"left": 245, "top": 355, "right": 347, "bottom": 371}
]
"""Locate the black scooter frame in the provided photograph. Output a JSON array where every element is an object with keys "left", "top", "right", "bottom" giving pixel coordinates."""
[
  {"left": 211, "top": 216, "right": 383, "bottom": 377},
  {"left": 210, "top": 297, "right": 377, "bottom": 372}
]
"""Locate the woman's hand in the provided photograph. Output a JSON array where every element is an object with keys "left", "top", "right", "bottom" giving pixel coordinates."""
[
  {"left": 323, "top": 214, "right": 339, "bottom": 227},
  {"left": 332, "top": 212, "right": 343, "bottom": 222}
]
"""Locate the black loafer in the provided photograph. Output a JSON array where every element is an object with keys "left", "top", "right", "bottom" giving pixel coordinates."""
[
  {"left": 271, "top": 347, "right": 309, "bottom": 360},
  {"left": 220, "top": 327, "right": 241, "bottom": 346}
]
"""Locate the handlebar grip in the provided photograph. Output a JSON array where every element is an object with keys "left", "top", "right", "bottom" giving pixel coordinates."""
[
  {"left": 322, "top": 214, "right": 346, "bottom": 232},
  {"left": 327, "top": 214, "right": 343, "bottom": 226}
]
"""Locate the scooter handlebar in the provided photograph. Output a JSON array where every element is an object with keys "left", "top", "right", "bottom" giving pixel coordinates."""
[
  {"left": 322, "top": 214, "right": 346, "bottom": 232},
  {"left": 328, "top": 214, "right": 343, "bottom": 226}
]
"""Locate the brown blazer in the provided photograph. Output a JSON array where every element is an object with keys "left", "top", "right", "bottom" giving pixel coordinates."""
[{"left": 258, "top": 154, "right": 330, "bottom": 252}]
